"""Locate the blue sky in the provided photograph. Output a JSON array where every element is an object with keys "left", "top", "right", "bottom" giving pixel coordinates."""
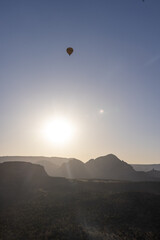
[{"left": 0, "top": 0, "right": 160, "bottom": 163}]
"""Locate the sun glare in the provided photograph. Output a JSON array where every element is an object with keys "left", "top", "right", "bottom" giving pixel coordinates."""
[{"left": 43, "top": 117, "right": 75, "bottom": 145}]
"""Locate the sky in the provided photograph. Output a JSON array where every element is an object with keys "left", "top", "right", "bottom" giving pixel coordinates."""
[{"left": 0, "top": 0, "right": 160, "bottom": 164}]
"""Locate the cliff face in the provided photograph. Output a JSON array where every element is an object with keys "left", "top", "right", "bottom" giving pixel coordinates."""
[
  {"left": 0, "top": 162, "right": 48, "bottom": 205},
  {"left": 0, "top": 161, "right": 48, "bottom": 184}
]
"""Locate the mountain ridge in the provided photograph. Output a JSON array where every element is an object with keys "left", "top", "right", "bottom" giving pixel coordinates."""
[
  {"left": 1, "top": 154, "right": 159, "bottom": 181},
  {"left": 132, "top": 164, "right": 160, "bottom": 172}
]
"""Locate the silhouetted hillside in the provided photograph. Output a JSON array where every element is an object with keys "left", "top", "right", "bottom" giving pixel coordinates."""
[
  {"left": 0, "top": 162, "right": 47, "bottom": 205},
  {"left": 1, "top": 162, "right": 160, "bottom": 198},
  {"left": 85, "top": 154, "right": 137, "bottom": 180},
  {"left": 0, "top": 156, "right": 70, "bottom": 166},
  {"left": 57, "top": 154, "right": 158, "bottom": 181},
  {"left": 57, "top": 159, "right": 88, "bottom": 178},
  {"left": 0, "top": 156, "right": 70, "bottom": 176},
  {"left": 36, "top": 159, "right": 58, "bottom": 176},
  {"left": 0, "top": 162, "right": 68, "bottom": 206},
  {"left": 0, "top": 161, "right": 48, "bottom": 183},
  {"left": 0, "top": 154, "right": 159, "bottom": 181}
]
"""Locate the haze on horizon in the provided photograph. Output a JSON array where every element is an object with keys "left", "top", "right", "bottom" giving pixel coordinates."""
[{"left": 1, "top": 0, "right": 160, "bottom": 164}]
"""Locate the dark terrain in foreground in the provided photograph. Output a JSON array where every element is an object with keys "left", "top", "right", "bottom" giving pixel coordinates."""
[{"left": 0, "top": 161, "right": 160, "bottom": 240}]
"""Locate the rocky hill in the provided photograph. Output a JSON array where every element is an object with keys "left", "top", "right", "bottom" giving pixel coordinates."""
[
  {"left": 56, "top": 154, "right": 158, "bottom": 181},
  {"left": 0, "top": 154, "right": 159, "bottom": 181}
]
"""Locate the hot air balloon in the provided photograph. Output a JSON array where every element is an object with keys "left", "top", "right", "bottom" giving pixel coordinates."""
[{"left": 66, "top": 47, "right": 73, "bottom": 56}]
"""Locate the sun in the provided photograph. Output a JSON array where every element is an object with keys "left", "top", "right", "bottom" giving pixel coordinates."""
[{"left": 43, "top": 117, "right": 75, "bottom": 145}]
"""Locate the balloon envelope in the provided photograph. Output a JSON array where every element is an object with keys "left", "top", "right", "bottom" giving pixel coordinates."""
[{"left": 66, "top": 47, "right": 73, "bottom": 56}]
